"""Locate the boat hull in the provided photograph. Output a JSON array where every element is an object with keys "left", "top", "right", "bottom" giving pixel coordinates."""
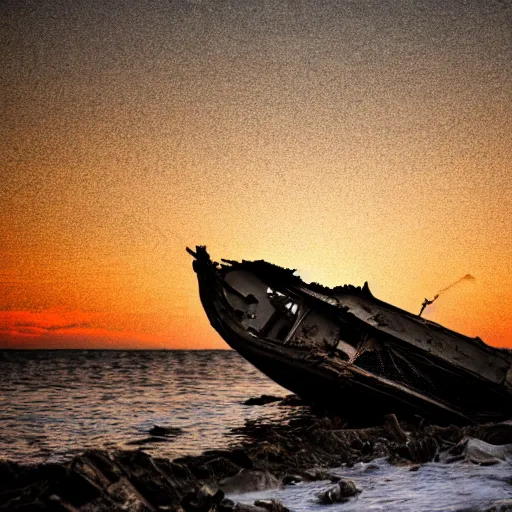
[{"left": 189, "top": 246, "right": 512, "bottom": 424}]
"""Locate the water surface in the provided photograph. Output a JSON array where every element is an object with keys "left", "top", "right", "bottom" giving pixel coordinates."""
[
  {"left": 2, "top": 350, "right": 511, "bottom": 511},
  {"left": 0, "top": 350, "right": 293, "bottom": 463},
  {"left": 232, "top": 458, "right": 512, "bottom": 512}
]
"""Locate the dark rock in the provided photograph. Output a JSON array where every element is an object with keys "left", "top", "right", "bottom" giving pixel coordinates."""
[
  {"left": 181, "top": 484, "right": 224, "bottom": 512},
  {"left": 125, "top": 426, "right": 184, "bottom": 446},
  {"left": 480, "top": 498, "right": 512, "bottom": 512},
  {"left": 149, "top": 425, "right": 184, "bottom": 437},
  {"left": 115, "top": 450, "right": 194, "bottom": 508},
  {"left": 197, "top": 457, "right": 241, "bottom": 480},
  {"left": 301, "top": 468, "right": 338, "bottom": 482},
  {"left": 47, "top": 494, "right": 83, "bottom": 511},
  {"left": 48, "top": 469, "right": 103, "bottom": 507},
  {"left": 81, "top": 450, "right": 124, "bottom": 483},
  {"left": 233, "top": 504, "right": 266, "bottom": 512},
  {"left": 0, "top": 460, "right": 67, "bottom": 497},
  {"left": 281, "top": 474, "right": 303, "bottom": 485},
  {"left": 244, "top": 396, "right": 282, "bottom": 406},
  {"left": 205, "top": 449, "right": 253, "bottom": 470},
  {"left": 0, "top": 449, "right": 196, "bottom": 511},
  {"left": 254, "top": 499, "right": 291, "bottom": 512},
  {"left": 175, "top": 449, "right": 253, "bottom": 477},
  {"left": 218, "top": 498, "right": 236, "bottom": 511},
  {"left": 448, "top": 438, "right": 512, "bottom": 465},
  {"left": 317, "top": 479, "right": 361, "bottom": 504}
]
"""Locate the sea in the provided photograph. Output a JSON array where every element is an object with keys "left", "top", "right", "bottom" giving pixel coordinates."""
[{"left": 1, "top": 350, "right": 511, "bottom": 512}]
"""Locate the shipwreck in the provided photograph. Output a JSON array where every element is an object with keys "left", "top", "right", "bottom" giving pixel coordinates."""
[{"left": 188, "top": 246, "right": 512, "bottom": 424}]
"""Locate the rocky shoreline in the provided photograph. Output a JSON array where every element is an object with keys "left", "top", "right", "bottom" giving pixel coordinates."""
[{"left": 1, "top": 396, "right": 512, "bottom": 511}]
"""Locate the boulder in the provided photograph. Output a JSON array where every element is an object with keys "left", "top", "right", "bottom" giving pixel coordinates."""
[
  {"left": 317, "top": 479, "right": 361, "bottom": 504},
  {"left": 452, "top": 438, "right": 512, "bottom": 465},
  {"left": 281, "top": 474, "right": 303, "bottom": 485}
]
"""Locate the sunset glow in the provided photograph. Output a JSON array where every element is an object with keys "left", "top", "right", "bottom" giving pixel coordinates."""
[{"left": 2, "top": 0, "right": 511, "bottom": 349}]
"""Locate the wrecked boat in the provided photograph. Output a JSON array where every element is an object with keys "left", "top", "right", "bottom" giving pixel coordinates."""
[{"left": 188, "top": 246, "right": 512, "bottom": 424}]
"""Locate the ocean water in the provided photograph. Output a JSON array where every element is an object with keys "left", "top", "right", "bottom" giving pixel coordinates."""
[
  {"left": 232, "top": 458, "right": 512, "bottom": 512},
  {"left": 0, "top": 350, "right": 293, "bottom": 464},
  {"left": 1, "top": 350, "right": 511, "bottom": 511}
]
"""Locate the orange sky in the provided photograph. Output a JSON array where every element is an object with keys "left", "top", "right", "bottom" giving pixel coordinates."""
[{"left": 2, "top": 0, "right": 511, "bottom": 349}]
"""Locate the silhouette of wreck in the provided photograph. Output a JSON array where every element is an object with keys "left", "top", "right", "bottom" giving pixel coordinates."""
[{"left": 188, "top": 246, "right": 512, "bottom": 424}]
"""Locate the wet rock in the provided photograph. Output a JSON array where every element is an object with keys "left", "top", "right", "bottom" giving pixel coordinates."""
[
  {"left": 149, "top": 425, "right": 184, "bottom": 437},
  {"left": 244, "top": 395, "right": 282, "bottom": 406},
  {"left": 197, "top": 457, "right": 241, "bottom": 480},
  {"left": 281, "top": 474, "right": 303, "bottom": 485},
  {"left": 181, "top": 484, "right": 224, "bottom": 512},
  {"left": 480, "top": 498, "right": 512, "bottom": 512},
  {"left": 233, "top": 504, "right": 266, "bottom": 512},
  {"left": 48, "top": 468, "right": 104, "bottom": 507},
  {"left": 120, "top": 453, "right": 194, "bottom": 507},
  {"left": 317, "top": 478, "right": 361, "bottom": 504},
  {"left": 207, "top": 449, "right": 253, "bottom": 470},
  {"left": 218, "top": 498, "right": 236, "bottom": 511},
  {"left": 254, "top": 441, "right": 287, "bottom": 464},
  {"left": 0, "top": 460, "right": 67, "bottom": 497},
  {"left": 300, "top": 468, "right": 330, "bottom": 481},
  {"left": 449, "top": 438, "right": 512, "bottom": 465},
  {"left": 219, "top": 469, "right": 280, "bottom": 493},
  {"left": 175, "top": 449, "right": 253, "bottom": 477},
  {"left": 47, "top": 494, "right": 84, "bottom": 511},
  {"left": 349, "top": 436, "right": 373, "bottom": 456},
  {"left": 300, "top": 468, "right": 341, "bottom": 482},
  {"left": 362, "top": 463, "right": 379, "bottom": 473},
  {"left": 0, "top": 449, "right": 198, "bottom": 511},
  {"left": 254, "top": 499, "right": 291, "bottom": 512}
]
